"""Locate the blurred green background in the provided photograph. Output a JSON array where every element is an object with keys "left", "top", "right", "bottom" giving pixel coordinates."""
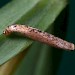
[{"left": 0, "top": 0, "right": 75, "bottom": 75}]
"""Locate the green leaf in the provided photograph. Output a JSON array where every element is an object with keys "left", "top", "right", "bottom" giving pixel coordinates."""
[
  {"left": 0, "top": 0, "right": 67, "bottom": 65},
  {"left": 14, "top": 41, "right": 52, "bottom": 75}
]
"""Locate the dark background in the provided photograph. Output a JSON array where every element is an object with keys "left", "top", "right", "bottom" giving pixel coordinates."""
[{"left": 56, "top": 0, "right": 75, "bottom": 75}]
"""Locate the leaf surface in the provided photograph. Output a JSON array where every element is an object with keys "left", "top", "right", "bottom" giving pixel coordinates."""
[{"left": 0, "top": 0, "right": 67, "bottom": 65}]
